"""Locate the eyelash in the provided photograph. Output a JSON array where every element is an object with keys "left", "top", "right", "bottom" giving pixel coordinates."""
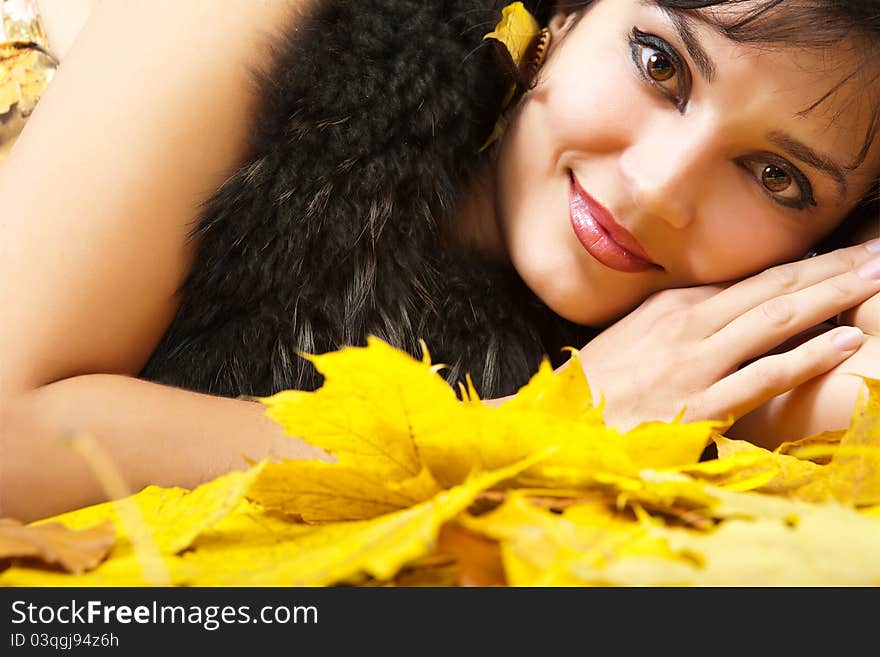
[
  {"left": 626, "top": 26, "right": 817, "bottom": 211},
  {"left": 738, "top": 157, "right": 817, "bottom": 210},
  {"left": 628, "top": 27, "right": 690, "bottom": 112}
]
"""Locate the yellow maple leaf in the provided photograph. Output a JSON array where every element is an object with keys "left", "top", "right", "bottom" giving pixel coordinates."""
[
  {"left": 499, "top": 350, "right": 721, "bottom": 476},
  {"left": 621, "top": 421, "right": 722, "bottom": 470},
  {"left": 32, "top": 465, "right": 263, "bottom": 555},
  {"left": 482, "top": 2, "right": 540, "bottom": 68},
  {"left": 825, "top": 377, "right": 880, "bottom": 506},
  {"left": 247, "top": 461, "right": 440, "bottom": 522},
  {"left": 649, "top": 492, "right": 880, "bottom": 585},
  {"left": 508, "top": 351, "right": 721, "bottom": 471},
  {"left": 462, "top": 493, "right": 698, "bottom": 586},
  {"left": 465, "top": 484, "right": 880, "bottom": 586},
  {"left": 255, "top": 337, "right": 726, "bottom": 495},
  {"left": 255, "top": 337, "right": 628, "bottom": 491},
  {"left": 420, "top": 356, "right": 717, "bottom": 488},
  {"left": 776, "top": 429, "right": 846, "bottom": 465},
  {"left": 6, "top": 340, "right": 878, "bottom": 588},
  {"left": 1, "top": 467, "right": 263, "bottom": 586},
  {"left": 414, "top": 404, "right": 630, "bottom": 488},
  {"left": 177, "top": 453, "right": 547, "bottom": 586},
  {"left": 676, "top": 435, "right": 822, "bottom": 494},
  {"left": 0, "top": 553, "right": 175, "bottom": 587},
  {"left": 500, "top": 351, "right": 602, "bottom": 424},
  {"left": 779, "top": 378, "right": 880, "bottom": 506},
  {"left": 256, "top": 337, "right": 457, "bottom": 481},
  {"left": 595, "top": 470, "right": 719, "bottom": 516}
]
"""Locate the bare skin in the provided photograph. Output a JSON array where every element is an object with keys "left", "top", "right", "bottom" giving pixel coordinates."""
[
  {"left": 1, "top": 0, "right": 325, "bottom": 522},
  {"left": 0, "top": 0, "right": 877, "bottom": 522},
  {"left": 37, "top": 0, "right": 96, "bottom": 61}
]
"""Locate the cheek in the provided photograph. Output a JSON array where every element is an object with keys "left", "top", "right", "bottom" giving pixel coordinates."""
[
  {"left": 681, "top": 195, "right": 815, "bottom": 283},
  {"left": 538, "top": 46, "right": 641, "bottom": 155}
]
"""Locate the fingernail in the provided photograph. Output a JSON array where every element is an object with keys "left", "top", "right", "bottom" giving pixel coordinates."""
[
  {"left": 857, "top": 256, "right": 880, "bottom": 280},
  {"left": 831, "top": 326, "right": 864, "bottom": 351},
  {"left": 866, "top": 238, "right": 880, "bottom": 255}
]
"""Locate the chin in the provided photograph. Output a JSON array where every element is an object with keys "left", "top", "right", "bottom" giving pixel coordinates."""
[
  {"left": 518, "top": 273, "right": 615, "bottom": 328},
  {"left": 505, "top": 219, "right": 651, "bottom": 329},
  {"left": 556, "top": 303, "right": 625, "bottom": 329}
]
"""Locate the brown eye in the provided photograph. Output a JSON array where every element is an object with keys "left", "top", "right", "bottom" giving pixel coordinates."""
[
  {"left": 630, "top": 31, "right": 690, "bottom": 112},
  {"left": 741, "top": 158, "right": 811, "bottom": 208},
  {"left": 761, "top": 165, "right": 792, "bottom": 193},
  {"left": 646, "top": 51, "right": 675, "bottom": 81}
]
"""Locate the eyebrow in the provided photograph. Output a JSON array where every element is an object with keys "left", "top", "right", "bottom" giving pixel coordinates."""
[
  {"left": 767, "top": 131, "right": 848, "bottom": 197},
  {"left": 642, "top": 1, "right": 851, "bottom": 199},
  {"left": 642, "top": 1, "right": 717, "bottom": 82}
]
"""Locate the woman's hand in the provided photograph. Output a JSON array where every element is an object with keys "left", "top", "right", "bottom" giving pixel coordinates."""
[
  {"left": 836, "top": 219, "right": 880, "bottom": 336},
  {"left": 575, "top": 240, "right": 880, "bottom": 433}
]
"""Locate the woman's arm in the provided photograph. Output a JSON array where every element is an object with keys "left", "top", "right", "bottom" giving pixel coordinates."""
[
  {"left": 725, "top": 224, "right": 880, "bottom": 448},
  {"left": 2, "top": 375, "right": 328, "bottom": 522},
  {"left": 725, "top": 333, "right": 880, "bottom": 449},
  {"left": 0, "top": 0, "right": 321, "bottom": 521},
  {"left": 36, "top": 0, "right": 96, "bottom": 62}
]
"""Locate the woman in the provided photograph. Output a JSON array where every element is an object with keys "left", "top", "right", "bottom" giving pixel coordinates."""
[
  {"left": 476, "top": 0, "right": 880, "bottom": 444},
  {"left": 1, "top": 0, "right": 878, "bottom": 521}
]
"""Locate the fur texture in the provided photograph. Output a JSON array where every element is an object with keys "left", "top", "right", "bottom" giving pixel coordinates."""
[{"left": 139, "top": 0, "right": 597, "bottom": 399}]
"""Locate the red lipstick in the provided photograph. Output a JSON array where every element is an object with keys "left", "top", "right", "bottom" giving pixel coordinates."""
[{"left": 569, "top": 173, "right": 661, "bottom": 273}]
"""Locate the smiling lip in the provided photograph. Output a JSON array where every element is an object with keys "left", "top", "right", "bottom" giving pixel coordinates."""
[{"left": 568, "top": 173, "right": 661, "bottom": 273}]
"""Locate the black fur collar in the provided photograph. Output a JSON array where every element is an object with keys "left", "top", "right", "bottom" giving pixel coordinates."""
[{"left": 140, "top": 0, "right": 597, "bottom": 399}]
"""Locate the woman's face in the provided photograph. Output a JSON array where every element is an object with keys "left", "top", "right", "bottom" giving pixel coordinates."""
[{"left": 495, "top": 0, "right": 880, "bottom": 327}]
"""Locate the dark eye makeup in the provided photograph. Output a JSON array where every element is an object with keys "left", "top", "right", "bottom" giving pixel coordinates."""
[
  {"left": 628, "top": 27, "right": 690, "bottom": 112},
  {"left": 738, "top": 155, "right": 817, "bottom": 210},
  {"left": 626, "top": 26, "right": 818, "bottom": 212}
]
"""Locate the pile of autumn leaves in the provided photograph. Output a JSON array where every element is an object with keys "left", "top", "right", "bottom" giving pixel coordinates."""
[{"left": 2, "top": 337, "right": 880, "bottom": 586}]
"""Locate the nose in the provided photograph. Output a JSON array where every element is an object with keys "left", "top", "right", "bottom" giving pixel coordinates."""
[{"left": 618, "top": 118, "right": 719, "bottom": 230}]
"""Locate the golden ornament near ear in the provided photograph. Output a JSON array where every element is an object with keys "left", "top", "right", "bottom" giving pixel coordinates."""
[
  {"left": 480, "top": 3, "right": 552, "bottom": 152},
  {"left": 521, "top": 27, "right": 552, "bottom": 82}
]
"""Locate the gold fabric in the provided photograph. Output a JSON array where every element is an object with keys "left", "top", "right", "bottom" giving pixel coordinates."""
[{"left": 0, "top": 0, "right": 57, "bottom": 163}]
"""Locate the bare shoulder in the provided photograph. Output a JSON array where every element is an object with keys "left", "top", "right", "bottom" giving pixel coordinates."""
[
  {"left": 39, "top": 1, "right": 315, "bottom": 62},
  {"left": 0, "top": 0, "right": 313, "bottom": 395},
  {"left": 37, "top": 0, "right": 96, "bottom": 62}
]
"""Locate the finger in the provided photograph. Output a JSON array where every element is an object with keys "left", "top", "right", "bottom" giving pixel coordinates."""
[
  {"left": 704, "top": 261, "right": 880, "bottom": 367},
  {"left": 696, "top": 325, "right": 866, "bottom": 423},
  {"left": 695, "top": 239, "right": 880, "bottom": 335}
]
